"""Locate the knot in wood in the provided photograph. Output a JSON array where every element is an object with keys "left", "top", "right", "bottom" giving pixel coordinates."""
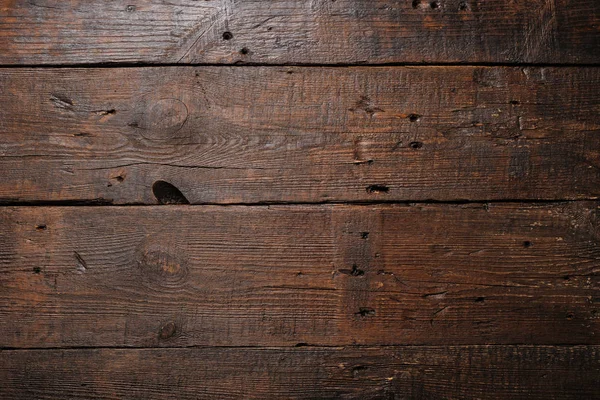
[
  {"left": 137, "top": 244, "right": 189, "bottom": 289},
  {"left": 137, "top": 98, "right": 189, "bottom": 140}
]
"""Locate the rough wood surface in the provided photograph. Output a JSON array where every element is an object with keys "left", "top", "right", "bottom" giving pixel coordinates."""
[
  {"left": 1, "top": 1, "right": 598, "bottom": 398},
  {"left": 1, "top": 66, "right": 599, "bottom": 204},
  {"left": 1, "top": 203, "right": 598, "bottom": 348},
  {"left": 0, "top": 0, "right": 598, "bottom": 65},
  {"left": 1, "top": 346, "right": 599, "bottom": 399}
]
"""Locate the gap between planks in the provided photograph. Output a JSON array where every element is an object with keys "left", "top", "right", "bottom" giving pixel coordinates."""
[
  {"left": 0, "top": 62, "right": 599, "bottom": 69},
  {"left": 1, "top": 344, "right": 595, "bottom": 352},
  {"left": 0, "top": 199, "right": 597, "bottom": 208}
]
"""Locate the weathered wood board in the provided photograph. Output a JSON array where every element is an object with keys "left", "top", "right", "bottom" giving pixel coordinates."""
[
  {"left": 1, "top": 203, "right": 598, "bottom": 348},
  {"left": 1, "top": 67, "right": 599, "bottom": 204},
  {"left": 0, "top": 0, "right": 598, "bottom": 65},
  {"left": 1, "top": 0, "right": 598, "bottom": 397},
  {"left": 1, "top": 346, "right": 599, "bottom": 399}
]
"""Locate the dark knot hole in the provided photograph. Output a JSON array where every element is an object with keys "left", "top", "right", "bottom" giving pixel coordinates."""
[{"left": 152, "top": 181, "right": 190, "bottom": 205}]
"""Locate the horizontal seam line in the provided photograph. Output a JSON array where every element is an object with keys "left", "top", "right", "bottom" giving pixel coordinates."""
[
  {"left": 0, "top": 199, "right": 598, "bottom": 207},
  {"left": 1, "top": 344, "right": 596, "bottom": 351},
  {"left": 0, "top": 62, "right": 599, "bottom": 69}
]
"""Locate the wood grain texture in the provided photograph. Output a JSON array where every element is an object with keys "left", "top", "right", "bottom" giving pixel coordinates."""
[
  {"left": 1, "top": 66, "right": 599, "bottom": 204},
  {"left": 1, "top": 203, "right": 598, "bottom": 348},
  {"left": 1, "top": 346, "right": 599, "bottom": 399},
  {"left": 0, "top": 0, "right": 598, "bottom": 65},
  {"left": 1, "top": 1, "right": 598, "bottom": 398}
]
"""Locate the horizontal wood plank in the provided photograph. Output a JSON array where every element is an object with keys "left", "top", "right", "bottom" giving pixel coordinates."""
[
  {"left": 0, "top": 0, "right": 598, "bottom": 65},
  {"left": 1, "top": 346, "right": 599, "bottom": 399},
  {"left": 1, "top": 66, "right": 599, "bottom": 204},
  {"left": 1, "top": 203, "right": 598, "bottom": 348}
]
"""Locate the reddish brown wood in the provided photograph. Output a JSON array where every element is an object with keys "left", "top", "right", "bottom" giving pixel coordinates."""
[
  {"left": 0, "top": 0, "right": 598, "bottom": 65},
  {"left": 0, "top": 2, "right": 598, "bottom": 396},
  {"left": 1, "top": 203, "right": 598, "bottom": 348},
  {"left": 1, "top": 66, "right": 599, "bottom": 204},
  {"left": 1, "top": 346, "right": 599, "bottom": 399}
]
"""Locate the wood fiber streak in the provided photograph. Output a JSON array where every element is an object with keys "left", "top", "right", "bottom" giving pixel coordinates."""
[
  {"left": 1, "top": 346, "right": 599, "bottom": 399},
  {"left": 0, "top": 0, "right": 598, "bottom": 64},
  {"left": 1, "top": 203, "right": 598, "bottom": 348},
  {"left": 0, "top": 67, "right": 599, "bottom": 204}
]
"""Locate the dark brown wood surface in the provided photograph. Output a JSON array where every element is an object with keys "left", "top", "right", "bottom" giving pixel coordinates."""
[
  {"left": 1, "top": 203, "right": 598, "bottom": 348},
  {"left": 2, "top": 346, "right": 599, "bottom": 399},
  {"left": 1, "top": 0, "right": 599, "bottom": 397},
  {"left": 0, "top": 0, "right": 598, "bottom": 65},
  {"left": 1, "top": 66, "right": 599, "bottom": 204}
]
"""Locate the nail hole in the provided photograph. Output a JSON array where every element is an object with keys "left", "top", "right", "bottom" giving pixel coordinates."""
[
  {"left": 475, "top": 297, "right": 485, "bottom": 302},
  {"left": 409, "top": 141, "right": 423, "bottom": 149},
  {"left": 36, "top": 224, "right": 47, "bottom": 231},
  {"left": 566, "top": 312, "right": 574, "bottom": 320},
  {"left": 366, "top": 184, "right": 389, "bottom": 193},
  {"left": 458, "top": 1, "right": 468, "bottom": 10},
  {"left": 152, "top": 181, "right": 190, "bottom": 205},
  {"left": 523, "top": 240, "right": 532, "bottom": 248},
  {"left": 510, "top": 100, "right": 520, "bottom": 105},
  {"left": 412, "top": 0, "right": 420, "bottom": 8},
  {"left": 563, "top": 275, "right": 570, "bottom": 281},
  {"left": 361, "top": 232, "right": 369, "bottom": 239},
  {"left": 33, "top": 266, "right": 42, "bottom": 274},
  {"left": 430, "top": 1, "right": 440, "bottom": 8},
  {"left": 126, "top": 5, "right": 136, "bottom": 12},
  {"left": 337, "top": 264, "right": 365, "bottom": 277},
  {"left": 222, "top": 31, "right": 233, "bottom": 40},
  {"left": 408, "top": 113, "right": 421, "bottom": 122},
  {"left": 355, "top": 308, "right": 376, "bottom": 317},
  {"left": 115, "top": 175, "right": 125, "bottom": 183},
  {"left": 350, "top": 264, "right": 364, "bottom": 276},
  {"left": 240, "top": 47, "right": 250, "bottom": 55}
]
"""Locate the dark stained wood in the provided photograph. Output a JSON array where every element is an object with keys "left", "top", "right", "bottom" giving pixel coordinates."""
[
  {"left": 1, "top": 66, "right": 599, "bottom": 204},
  {"left": 1, "top": 203, "right": 598, "bottom": 348},
  {"left": 1, "top": 1, "right": 598, "bottom": 398},
  {"left": 0, "top": 0, "right": 598, "bottom": 65},
  {"left": 1, "top": 346, "right": 599, "bottom": 399}
]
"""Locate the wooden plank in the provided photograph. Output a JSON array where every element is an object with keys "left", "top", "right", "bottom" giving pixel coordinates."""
[
  {"left": 1, "top": 346, "right": 599, "bottom": 399},
  {"left": 0, "top": 0, "right": 598, "bottom": 65},
  {"left": 1, "top": 66, "right": 599, "bottom": 204},
  {"left": 1, "top": 203, "right": 598, "bottom": 348}
]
